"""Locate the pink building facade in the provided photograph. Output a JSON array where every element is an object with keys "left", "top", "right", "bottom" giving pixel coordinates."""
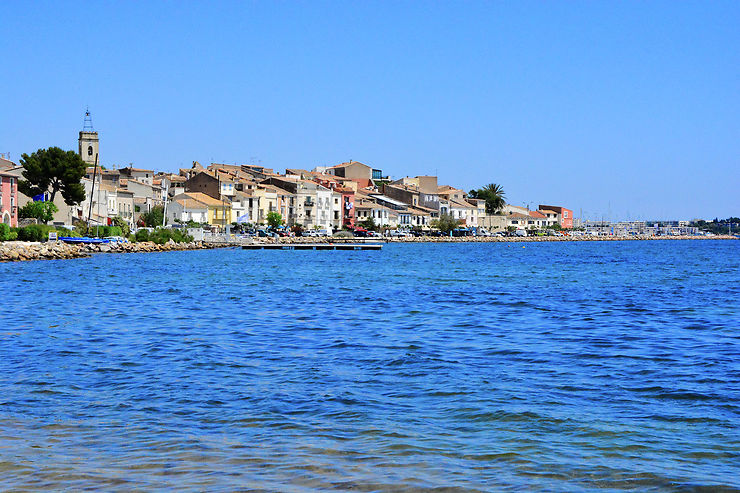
[
  {"left": 0, "top": 172, "right": 18, "bottom": 227},
  {"left": 539, "top": 204, "right": 573, "bottom": 229}
]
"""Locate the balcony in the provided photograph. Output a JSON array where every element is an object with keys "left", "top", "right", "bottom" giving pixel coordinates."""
[{"left": 304, "top": 200, "right": 314, "bottom": 207}]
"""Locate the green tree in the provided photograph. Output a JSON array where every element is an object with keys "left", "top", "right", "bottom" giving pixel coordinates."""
[
  {"left": 18, "top": 147, "right": 87, "bottom": 205},
  {"left": 359, "top": 217, "right": 377, "bottom": 231},
  {"left": 0, "top": 223, "right": 11, "bottom": 241},
  {"left": 141, "top": 206, "right": 165, "bottom": 227},
  {"left": 430, "top": 213, "right": 460, "bottom": 233},
  {"left": 18, "top": 201, "right": 58, "bottom": 224},
  {"left": 472, "top": 183, "right": 506, "bottom": 214},
  {"left": 111, "top": 216, "right": 131, "bottom": 237},
  {"left": 266, "top": 211, "right": 283, "bottom": 229}
]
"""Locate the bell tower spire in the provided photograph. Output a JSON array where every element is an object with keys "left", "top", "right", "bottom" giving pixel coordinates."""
[
  {"left": 83, "top": 107, "right": 94, "bottom": 131},
  {"left": 78, "top": 107, "right": 99, "bottom": 165}
]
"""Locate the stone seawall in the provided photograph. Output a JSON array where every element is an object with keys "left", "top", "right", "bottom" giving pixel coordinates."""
[{"left": 0, "top": 240, "right": 222, "bottom": 262}]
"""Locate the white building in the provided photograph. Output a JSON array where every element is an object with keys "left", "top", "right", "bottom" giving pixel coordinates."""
[{"left": 167, "top": 195, "right": 209, "bottom": 225}]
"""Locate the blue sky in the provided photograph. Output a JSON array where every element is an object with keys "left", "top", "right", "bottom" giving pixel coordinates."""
[{"left": 1, "top": 1, "right": 738, "bottom": 220}]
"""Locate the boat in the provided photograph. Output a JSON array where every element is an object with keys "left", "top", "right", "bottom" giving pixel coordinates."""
[{"left": 59, "top": 237, "right": 111, "bottom": 244}]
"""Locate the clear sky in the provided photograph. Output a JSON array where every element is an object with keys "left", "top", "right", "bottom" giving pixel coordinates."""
[{"left": 1, "top": 1, "right": 738, "bottom": 220}]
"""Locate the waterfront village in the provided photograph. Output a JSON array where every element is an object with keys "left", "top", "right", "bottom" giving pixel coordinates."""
[{"left": 0, "top": 112, "right": 720, "bottom": 243}]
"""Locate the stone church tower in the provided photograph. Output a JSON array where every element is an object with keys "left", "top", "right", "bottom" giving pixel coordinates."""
[{"left": 78, "top": 108, "right": 99, "bottom": 165}]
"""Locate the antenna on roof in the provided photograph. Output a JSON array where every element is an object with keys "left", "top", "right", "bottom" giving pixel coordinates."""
[{"left": 83, "top": 107, "right": 94, "bottom": 131}]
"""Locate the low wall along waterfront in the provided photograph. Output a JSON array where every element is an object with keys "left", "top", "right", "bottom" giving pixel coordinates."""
[{"left": 0, "top": 240, "right": 221, "bottom": 262}]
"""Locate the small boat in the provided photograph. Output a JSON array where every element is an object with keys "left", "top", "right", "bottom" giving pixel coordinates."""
[{"left": 59, "top": 237, "right": 111, "bottom": 244}]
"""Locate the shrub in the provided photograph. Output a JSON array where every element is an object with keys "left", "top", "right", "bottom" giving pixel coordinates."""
[
  {"left": 0, "top": 223, "right": 10, "bottom": 241},
  {"left": 16, "top": 224, "right": 57, "bottom": 242},
  {"left": 55, "top": 227, "right": 80, "bottom": 238},
  {"left": 74, "top": 222, "right": 89, "bottom": 236},
  {"left": 149, "top": 228, "right": 193, "bottom": 245},
  {"left": 149, "top": 228, "right": 170, "bottom": 245},
  {"left": 133, "top": 228, "right": 192, "bottom": 244},
  {"left": 135, "top": 229, "right": 150, "bottom": 242},
  {"left": 111, "top": 216, "right": 131, "bottom": 237},
  {"left": 171, "top": 228, "right": 193, "bottom": 243}
]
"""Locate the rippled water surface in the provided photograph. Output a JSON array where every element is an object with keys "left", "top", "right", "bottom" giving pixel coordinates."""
[{"left": 1, "top": 240, "right": 739, "bottom": 491}]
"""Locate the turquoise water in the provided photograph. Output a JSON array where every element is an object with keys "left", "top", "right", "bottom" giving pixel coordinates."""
[{"left": 1, "top": 240, "right": 739, "bottom": 491}]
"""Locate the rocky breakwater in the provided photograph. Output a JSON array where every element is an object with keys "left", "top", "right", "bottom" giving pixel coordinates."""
[{"left": 1, "top": 240, "right": 219, "bottom": 262}]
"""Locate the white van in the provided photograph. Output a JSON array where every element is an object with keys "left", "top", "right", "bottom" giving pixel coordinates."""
[{"left": 514, "top": 229, "right": 528, "bottom": 237}]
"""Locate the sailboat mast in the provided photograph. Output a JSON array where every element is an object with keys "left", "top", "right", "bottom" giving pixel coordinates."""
[{"left": 87, "top": 153, "right": 99, "bottom": 225}]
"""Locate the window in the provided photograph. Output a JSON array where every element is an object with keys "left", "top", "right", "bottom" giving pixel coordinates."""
[{"left": 88, "top": 146, "right": 93, "bottom": 156}]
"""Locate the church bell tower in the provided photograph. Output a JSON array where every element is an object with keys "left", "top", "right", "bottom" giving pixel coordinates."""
[{"left": 78, "top": 108, "right": 99, "bottom": 165}]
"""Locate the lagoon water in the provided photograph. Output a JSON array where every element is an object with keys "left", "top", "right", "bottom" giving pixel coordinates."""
[{"left": 1, "top": 240, "right": 739, "bottom": 491}]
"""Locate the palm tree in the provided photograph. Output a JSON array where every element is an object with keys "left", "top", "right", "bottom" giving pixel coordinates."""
[{"left": 480, "top": 183, "right": 506, "bottom": 214}]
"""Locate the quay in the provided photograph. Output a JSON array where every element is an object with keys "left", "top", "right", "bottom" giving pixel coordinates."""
[{"left": 242, "top": 243, "right": 382, "bottom": 251}]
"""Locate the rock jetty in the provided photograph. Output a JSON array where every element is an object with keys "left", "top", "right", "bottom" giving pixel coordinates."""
[{"left": 0, "top": 240, "right": 220, "bottom": 262}]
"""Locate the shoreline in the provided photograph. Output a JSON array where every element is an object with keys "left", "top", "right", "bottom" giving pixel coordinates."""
[
  {"left": 259, "top": 234, "right": 738, "bottom": 244},
  {"left": 1, "top": 234, "right": 736, "bottom": 262},
  {"left": 0, "top": 240, "right": 225, "bottom": 262}
]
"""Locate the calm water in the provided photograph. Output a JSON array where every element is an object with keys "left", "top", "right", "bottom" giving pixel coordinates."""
[{"left": 1, "top": 240, "right": 739, "bottom": 491}]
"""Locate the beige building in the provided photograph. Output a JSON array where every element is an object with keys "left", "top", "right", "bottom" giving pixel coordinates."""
[
  {"left": 327, "top": 161, "right": 372, "bottom": 181},
  {"left": 120, "top": 166, "right": 155, "bottom": 186}
]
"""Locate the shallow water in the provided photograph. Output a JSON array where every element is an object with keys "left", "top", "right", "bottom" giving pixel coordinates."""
[{"left": 1, "top": 240, "right": 739, "bottom": 491}]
